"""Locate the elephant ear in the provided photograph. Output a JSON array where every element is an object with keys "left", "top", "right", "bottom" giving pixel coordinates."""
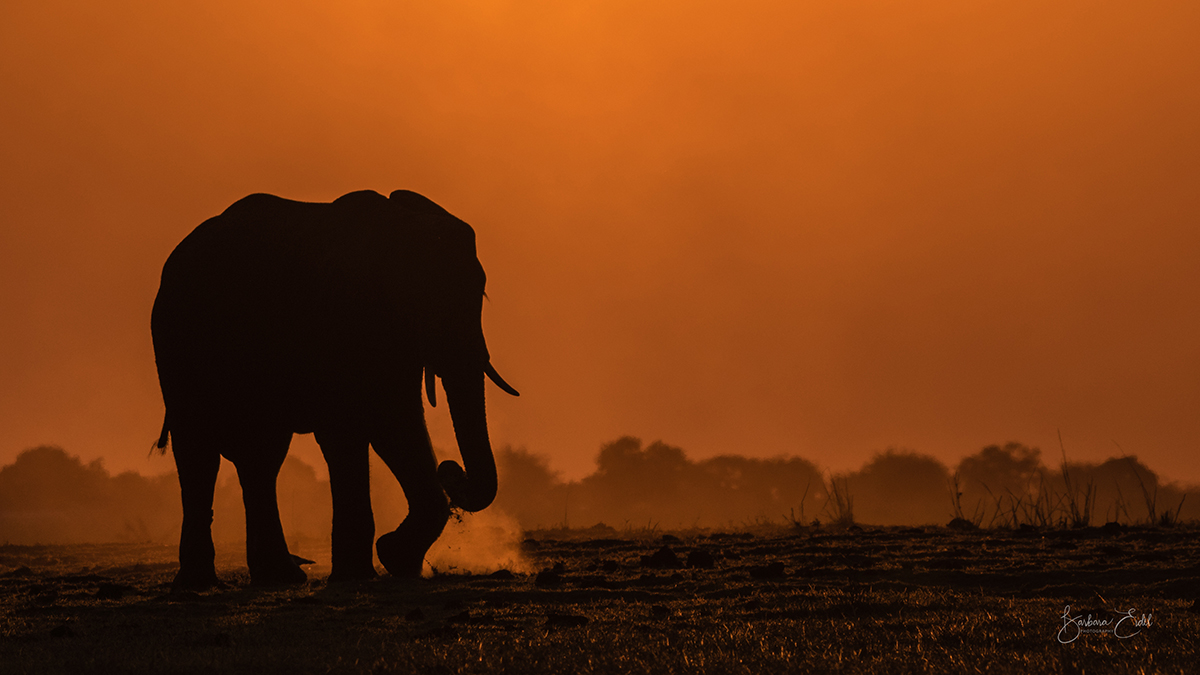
[{"left": 390, "top": 191, "right": 487, "bottom": 383}]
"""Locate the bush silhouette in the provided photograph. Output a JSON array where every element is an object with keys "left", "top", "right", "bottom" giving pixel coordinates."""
[{"left": 847, "top": 449, "right": 951, "bottom": 525}]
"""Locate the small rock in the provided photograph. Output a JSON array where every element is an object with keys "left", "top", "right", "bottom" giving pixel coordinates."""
[
  {"left": 405, "top": 607, "right": 426, "bottom": 621},
  {"left": 947, "top": 517, "right": 977, "bottom": 531},
  {"left": 686, "top": 550, "right": 716, "bottom": 569},
  {"left": 49, "top": 624, "right": 74, "bottom": 638},
  {"left": 749, "top": 561, "right": 787, "bottom": 579},
  {"left": 489, "top": 569, "right": 515, "bottom": 580},
  {"left": 640, "top": 546, "right": 682, "bottom": 569},
  {"left": 535, "top": 568, "right": 564, "bottom": 588}
]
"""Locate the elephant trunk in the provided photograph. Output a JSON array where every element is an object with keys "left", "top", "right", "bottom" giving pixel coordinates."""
[{"left": 438, "top": 367, "right": 497, "bottom": 512}]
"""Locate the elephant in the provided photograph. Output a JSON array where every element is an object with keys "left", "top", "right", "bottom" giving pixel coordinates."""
[{"left": 151, "top": 189, "right": 519, "bottom": 588}]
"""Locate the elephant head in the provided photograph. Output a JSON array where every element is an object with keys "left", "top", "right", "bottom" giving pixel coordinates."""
[{"left": 389, "top": 190, "right": 519, "bottom": 512}]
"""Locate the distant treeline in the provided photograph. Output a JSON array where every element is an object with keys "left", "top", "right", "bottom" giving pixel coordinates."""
[
  {"left": 0, "top": 446, "right": 329, "bottom": 546},
  {"left": 490, "top": 438, "right": 1197, "bottom": 530},
  {"left": 0, "top": 439, "right": 1195, "bottom": 544}
]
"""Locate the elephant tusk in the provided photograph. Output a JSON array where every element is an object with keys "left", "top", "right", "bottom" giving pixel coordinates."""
[
  {"left": 425, "top": 365, "right": 437, "bottom": 407},
  {"left": 483, "top": 361, "right": 520, "bottom": 396}
]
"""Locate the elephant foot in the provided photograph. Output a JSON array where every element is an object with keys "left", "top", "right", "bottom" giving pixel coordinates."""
[
  {"left": 327, "top": 542, "right": 377, "bottom": 582},
  {"left": 327, "top": 565, "right": 378, "bottom": 583},
  {"left": 249, "top": 559, "right": 308, "bottom": 586},
  {"left": 376, "top": 531, "right": 429, "bottom": 578},
  {"left": 172, "top": 565, "right": 221, "bottom": 591}
]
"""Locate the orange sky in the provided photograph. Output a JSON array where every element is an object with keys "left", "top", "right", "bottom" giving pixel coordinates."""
[{"left": 2, "top": 0, "right": 1198, "bottom": 484}]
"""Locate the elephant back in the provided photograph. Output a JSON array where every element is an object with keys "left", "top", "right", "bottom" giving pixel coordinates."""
[{"left": 389, "top": 189, "right": 453, "bottom": 217}]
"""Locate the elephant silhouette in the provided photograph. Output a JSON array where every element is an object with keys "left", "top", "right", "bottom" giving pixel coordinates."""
[{"left": 151, "top": 189, "right": 518, "bottom": 587}]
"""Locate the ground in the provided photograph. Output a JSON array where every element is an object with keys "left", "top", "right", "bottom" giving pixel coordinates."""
[{"left": 2, "top": 525, "right": 1198, "bottom": 674}]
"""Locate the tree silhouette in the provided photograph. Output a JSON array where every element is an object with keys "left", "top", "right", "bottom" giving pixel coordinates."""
[
  {"left": 848, "top": 449, "right": 951, "bottom": 525},
  {"left": 954, "top": 442, "right": 1042, "bottom": 524}
]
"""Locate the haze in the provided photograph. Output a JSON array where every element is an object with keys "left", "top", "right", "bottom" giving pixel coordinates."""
[{"left": 2, "top": 1, "right": 1198, "bottom": 484}]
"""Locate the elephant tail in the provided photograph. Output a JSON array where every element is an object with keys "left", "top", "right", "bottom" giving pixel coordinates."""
[{"left": 154, "top": 415, "right": 170, "bottom": 453}]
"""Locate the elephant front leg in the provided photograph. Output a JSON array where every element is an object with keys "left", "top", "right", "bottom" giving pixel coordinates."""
[
  {"left": 172, "top": 432, "right": 221, "bottom": 589},
  {"left": 372, "top": 425, "right": 450, "bottom": 578},
  {"left": 318, "top": 431, "right": 377, "bottom": 581}
]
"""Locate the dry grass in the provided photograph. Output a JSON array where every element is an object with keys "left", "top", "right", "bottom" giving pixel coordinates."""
[
  {"left": 821, "top": 475, "right": 856, "bottom": 529},
  {"left": 1059, "top": 431, "right": 1097, "bottom": 529},
  {"left": 2, "top": 524, "right": 1199, "bottom": 674}
]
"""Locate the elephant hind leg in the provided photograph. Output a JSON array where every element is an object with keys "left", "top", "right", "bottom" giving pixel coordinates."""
[
  {"left": 171, "top": 430, "right": 221, "bottom": 589},
  {"left": 373, "top": 431, "right": 450, "bottom": 578},
  {"left": 231, "top": 430, "right": 308, "bottom": 586}
]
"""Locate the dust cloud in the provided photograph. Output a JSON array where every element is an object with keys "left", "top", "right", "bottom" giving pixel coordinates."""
[
  {"left": 423, "top": 510, "right": 533, "bottom": 577},
  {"left": 367, "top": 453, "right": 533, "bottom": 576}
]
